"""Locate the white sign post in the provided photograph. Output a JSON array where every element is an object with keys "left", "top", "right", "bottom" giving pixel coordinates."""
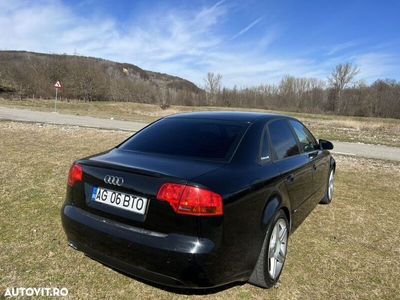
[{"left": 54, "top": 81, "right": 62, "bottom": 112}]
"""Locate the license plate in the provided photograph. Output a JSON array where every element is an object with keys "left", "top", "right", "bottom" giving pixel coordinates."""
[{"left": 91, "top": 187, "right": 148, "bottom": 215}]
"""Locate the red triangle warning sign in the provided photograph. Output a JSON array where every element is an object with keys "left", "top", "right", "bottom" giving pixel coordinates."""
[{"left": 54, "top": 81, "right": 62, "bottom": 88}]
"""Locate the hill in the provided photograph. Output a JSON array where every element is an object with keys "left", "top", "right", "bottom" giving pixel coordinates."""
[{"left": 0, "top": 51, "right": 203, "bottom": 105}]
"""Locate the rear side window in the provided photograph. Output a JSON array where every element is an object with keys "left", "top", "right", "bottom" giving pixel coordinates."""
[
  {"left": 119, "top": 118, "right": 249, "bottom": 162},
  {"left": 289, "top": 120, "right": 319, "bottom": 153},
  {"left": 268, "top": 119, "right": 300, "bottom": 160}
]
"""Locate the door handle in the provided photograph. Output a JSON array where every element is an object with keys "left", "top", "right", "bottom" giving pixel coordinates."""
[
  {"left": 308, "top": 152, "right": 318, "bottom": 160},
  {"left": 286, "top": 174, "right": 295, "bottom": 183}
]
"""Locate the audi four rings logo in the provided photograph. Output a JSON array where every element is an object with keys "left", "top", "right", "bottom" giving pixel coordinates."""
[{"left": 104, "top": 175, "right": 124, "bottom": 186}]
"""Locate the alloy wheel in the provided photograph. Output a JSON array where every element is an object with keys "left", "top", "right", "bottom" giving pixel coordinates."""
[
  {"left": 328, "top": 170, "right": 334, "bottom": 200},
  {"left": 267, "top": 218, "right": 288, "bottom": 280}
]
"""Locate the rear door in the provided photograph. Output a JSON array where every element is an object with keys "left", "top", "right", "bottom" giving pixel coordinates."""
[{"left": 268, "top": 119, "right": 314, "bottom": 229}]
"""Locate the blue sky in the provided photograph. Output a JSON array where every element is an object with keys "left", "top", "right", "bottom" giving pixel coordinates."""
[{"left": 1, "top": 0, "right": 399, "bottom": 87}]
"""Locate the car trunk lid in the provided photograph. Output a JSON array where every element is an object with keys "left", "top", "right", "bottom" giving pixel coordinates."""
[{"left": 72, "top": 149, "right": 223, "bottom": 235}]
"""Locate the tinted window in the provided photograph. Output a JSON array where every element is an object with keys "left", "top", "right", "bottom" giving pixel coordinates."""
[
  {"left": 289, "top": 120, "right": 319, "bottom": 153},
  {"left": 119, "top": 118, "right": 249, "bottom": 161},
  {"left": 260, "top": 130, "right": 270, "bottom": 160},
  {"left": 268, "top": 120, "right": 300, "bottom": 160}
]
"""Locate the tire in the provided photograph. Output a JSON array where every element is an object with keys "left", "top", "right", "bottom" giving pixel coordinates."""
[
  {"left": 320, "top": 168, "right": 335, "bottom": 204},
  {"left": 249, "top": 210, "right": 289, "bottom": 288}
]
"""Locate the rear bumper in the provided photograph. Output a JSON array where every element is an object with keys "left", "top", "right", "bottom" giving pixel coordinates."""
[{"left": 61, "top": 204, "right": 245, "bottom": 288}]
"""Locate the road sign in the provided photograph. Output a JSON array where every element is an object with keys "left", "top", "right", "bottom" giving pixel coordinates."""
[
  {"left": 53, "top": 81, "right": 62, "bottom": 112},
  {"left": 54, "top": 81, "right": 62, "bottom": 88}
]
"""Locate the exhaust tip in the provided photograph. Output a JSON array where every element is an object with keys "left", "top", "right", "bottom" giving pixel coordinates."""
[{"left": 68, "top": 241, "right": 78, "bottom": 250}]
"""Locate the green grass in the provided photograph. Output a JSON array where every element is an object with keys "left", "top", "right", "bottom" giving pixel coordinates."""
[
  {"left": 1, "top": 98, "right": 399, "bottom": 147},
  {"left": 0, "top": 121, "right": 399, "bottom": 299}
]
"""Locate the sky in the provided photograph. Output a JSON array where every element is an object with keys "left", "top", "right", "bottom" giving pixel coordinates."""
[{"left": 1, "top": 0, "right": 399, "bottom": 87}]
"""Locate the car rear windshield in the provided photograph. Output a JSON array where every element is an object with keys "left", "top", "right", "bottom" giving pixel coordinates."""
[{"left": 119, "top": 118, "right": 250, "bottom": 162}]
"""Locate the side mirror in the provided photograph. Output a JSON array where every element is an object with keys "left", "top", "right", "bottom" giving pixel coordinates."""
[{"left": 319, "top": 139, "right": 334, "bottom": 150}]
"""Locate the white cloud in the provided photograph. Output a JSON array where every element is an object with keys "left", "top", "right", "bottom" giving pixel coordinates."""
[
  {"left": 325, "top": 41, "right": 358, "bottom": 56},
  {"left": 230, "top": 17, "right": 262, "bottom": 40},
  {"left": 353, "top": 53, "right": 399, "bottom": 80},
  {"left": 0, "top": 0, "right": 398, "bottom": 88}
]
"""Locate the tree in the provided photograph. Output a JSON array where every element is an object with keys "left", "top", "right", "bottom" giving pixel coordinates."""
[
  {"left": 203, "top": 72, "right": 222, "bottom": 105},
  {"left": 328, "top": 63, "right": 360, "bottom": 112},
  {"left": 204, "top": 72, "right": 222, "bottom": 94}
]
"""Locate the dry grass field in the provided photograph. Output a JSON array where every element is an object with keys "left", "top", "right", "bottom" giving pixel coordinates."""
[
  {"left": 1, "top": 121, "right": 399, "bottom": 299},
  {"left": 1, "top": 98, "right": 400, "bottom": 147}
]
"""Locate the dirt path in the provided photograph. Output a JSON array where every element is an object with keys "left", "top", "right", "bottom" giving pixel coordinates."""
[{"left": 1, "top": 107, "right": 399, "bottom": 162}]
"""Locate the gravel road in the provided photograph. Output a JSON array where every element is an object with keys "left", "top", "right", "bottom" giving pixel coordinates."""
[{"left": 1, "top": 107, "right": 399, "bottom": 162}]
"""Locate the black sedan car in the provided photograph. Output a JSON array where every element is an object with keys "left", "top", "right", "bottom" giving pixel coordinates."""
[{"left": 61, "top": 112, "right": 335, "bottom": 289}]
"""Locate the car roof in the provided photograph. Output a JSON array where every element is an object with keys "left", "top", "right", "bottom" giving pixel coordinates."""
[{"left": 166, "top": 111, "right": 289, "bottom": 122}]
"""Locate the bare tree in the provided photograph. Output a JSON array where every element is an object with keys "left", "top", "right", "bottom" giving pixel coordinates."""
[
  {"left": 204, "top": 72, "right": 222, "bottom": 94},
  {"left": 204, "top": 72, "right": 222, "bottom": 105},
  {"left": 328, "top": 63, "right": 360, "bottom": 112}
]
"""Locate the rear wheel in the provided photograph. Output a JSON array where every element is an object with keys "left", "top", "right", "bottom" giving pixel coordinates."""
[
  {"left": 249, "top": 210, "right": 289, "bottom": 288},
  {"left": 320, "top": 168, "right": 335, "bottom": 204}
]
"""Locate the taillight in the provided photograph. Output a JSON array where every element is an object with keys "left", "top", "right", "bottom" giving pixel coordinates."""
[
  {"left": 67, "top": 164, "right": 83, "bottom": 187},
  {"left": 157, "top": 183, "right": 223, "bottom": 216}
]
